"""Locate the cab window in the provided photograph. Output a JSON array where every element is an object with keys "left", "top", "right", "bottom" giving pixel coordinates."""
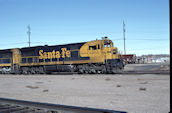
[
  {"left": 89, "top": 45, "right": 96, "bottom": 50},
  {"left": 111, "top": 43, "right": 113, "bottom": 47},
  {"left": 89, "top": 44, "right": 100, "bottom": 50},
  {"left": 101, "top": 44, "right": 104, "bottom": 49},
  {"left": 104, "top": 44, "right": 110, "bottom": 47}
]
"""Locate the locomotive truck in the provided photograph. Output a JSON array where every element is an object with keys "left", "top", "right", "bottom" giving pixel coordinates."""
[{"left": 0, "top": 37, "right": 124, "bottom": 74}]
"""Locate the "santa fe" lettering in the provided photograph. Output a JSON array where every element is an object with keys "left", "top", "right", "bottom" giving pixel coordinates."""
[{"left": 39, "top": 48, "right": 71, "bottom": 59}]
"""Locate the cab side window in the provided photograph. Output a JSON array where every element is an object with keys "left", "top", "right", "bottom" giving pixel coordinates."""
[
  {"left": 89, "top": 44, "right": 100, "bottom": 50},
  {"left": 89, "top": 45, "right": 96, "bottom": 50}
]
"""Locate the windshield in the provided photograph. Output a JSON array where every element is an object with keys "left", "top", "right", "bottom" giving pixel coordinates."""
[
  {"left": 104, "top": 43, "right": 110, "bottom": 47},
  {"left": 104, "top": 39, "right": 113, "bottom": 48}
]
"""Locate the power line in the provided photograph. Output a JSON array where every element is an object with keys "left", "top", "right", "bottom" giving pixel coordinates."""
[
  {"left": 0, "top": 38, "right": 168, "bottom": 46},
  {"left": 127, "top": 39, "right": 169, "bottom": 40},
  {"left": 0, "top": 42, "right": 28, "bottom": 46},
  {"left": 127, "top": 47, "right": 169, "bottom": 50},
  {"left": 0, "top": 41, "right": 49, "bottom": 46},
  {"left": 112, "top": 38, "right": 169, "bottom": 41}
]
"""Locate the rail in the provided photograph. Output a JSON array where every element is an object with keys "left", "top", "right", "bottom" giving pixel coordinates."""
[{"left": 0, "top": 98, "right": 127, "bottom": 113}]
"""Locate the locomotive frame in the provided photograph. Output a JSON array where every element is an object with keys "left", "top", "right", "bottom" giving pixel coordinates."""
[{"left": 0, "top": 37, "right": 124, "bottom": 74}]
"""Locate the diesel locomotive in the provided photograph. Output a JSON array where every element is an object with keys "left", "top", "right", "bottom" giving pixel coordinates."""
[{"left": 0, "top": 37, "right": 124, "bottom": 74}]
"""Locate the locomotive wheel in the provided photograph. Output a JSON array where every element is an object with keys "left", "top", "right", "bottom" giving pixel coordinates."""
[
  {"left": 111, "top": 67, "right": 117, "bottom": 74},
  {"left": 96, "top": 70, "right": 101, "bottom": 74},
  {"left": 35, "top": 67, "right": 40, "bottom": 74},
  {"left": 21, "top": 67, "right": 29, "bottom": 74},
  {"left": 90, "top": 69, "right": 96, "bottom": 74},
  {"left": 39, "top": 67, "right": 45, "bottom": 74},
  {"left": 84, "top": 70, "right": 89, "bottom": 74},
  {"left": 31, "top": 67, "right": 36, "bottom": 74},
  {"left": 27, "top": 71, "right": 31, "bottom": 75},
  {"left": 80, "top": 70, "right": 84, "bottom": 74},
  {"left": 116, "top": 67, "right": 124, "bottom": 73}
]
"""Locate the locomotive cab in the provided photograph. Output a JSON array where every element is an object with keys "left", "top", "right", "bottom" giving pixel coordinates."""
[
  {"left": 101, "top": 37, "right": 124, "bottom": 73},
  {"left": 79, "top": 37, "right": 124, "bottom": 73},
  {"left": 102, "top": 37, "right": 119, "bottom": 60}
]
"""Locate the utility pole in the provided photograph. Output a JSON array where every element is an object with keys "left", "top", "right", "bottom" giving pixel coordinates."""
[
  {"left": 27, "top": 24, "right": 31, "bottom": 47},
  {"left": 123, "top": 21, "right": 126, "bottom": 55}
]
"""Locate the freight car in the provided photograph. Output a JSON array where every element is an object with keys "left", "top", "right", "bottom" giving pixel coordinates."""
[
  {"left": 120, "top": 54, "right": 136, "bottom": 64},
  {"left": 0, "top": 37, "right": 124, "bottom": 74}
]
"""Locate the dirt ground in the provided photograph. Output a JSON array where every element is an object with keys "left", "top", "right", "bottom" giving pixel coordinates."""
[{"left": 0, "top": 74, "right": 170, "bottom": 113}]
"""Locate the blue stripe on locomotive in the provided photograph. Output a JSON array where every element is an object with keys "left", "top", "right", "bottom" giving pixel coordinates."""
[
  {"left": 20, "top": 42, "right": 90, "bottom": 62},
  {"left": 0, "top": 49, "right": 12, "bottom": 64}
]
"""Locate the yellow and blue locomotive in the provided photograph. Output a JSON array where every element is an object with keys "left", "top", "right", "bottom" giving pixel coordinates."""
[{"left": 0, "top": 37, "right": 124, "bottom": 74}]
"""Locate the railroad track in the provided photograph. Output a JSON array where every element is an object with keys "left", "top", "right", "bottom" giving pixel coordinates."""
[
  {"left": 0, "top": 98, "right": 127, "bottom": 113},
  {"left": 47, "top": 71, "right": 170, "bottom": 75},
  {"left": 122, "top": 70, "right": 170, "bottom": 74}
]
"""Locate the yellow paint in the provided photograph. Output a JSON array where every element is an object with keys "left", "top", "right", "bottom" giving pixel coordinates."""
[
  {"left": 112, "top": 47, "right": 120, "bottom": 59},
  {"left": 79, "top": 38, "right": 121, "bottom": 64},
  {"left": 39, "top": 48, "right": 71, "bottom": 59},
  {"left": 0, "top": 64, "right": 11, "bottom": 67},
  {"left": 80, "top": 40, "right": 104, "bottom": 62},
  {"left": 0, "top": 38, "right": 121, "bottom": 68},
  {"left": 20, "top": 58, "right": 103, "bottom": 67},
  {"left": 11, "top": 48, "right": 21, "bottom": 64}
]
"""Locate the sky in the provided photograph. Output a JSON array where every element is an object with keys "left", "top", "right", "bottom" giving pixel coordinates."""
[{"left": 0, "top": 0, "right": 169, "bottom": 56}]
